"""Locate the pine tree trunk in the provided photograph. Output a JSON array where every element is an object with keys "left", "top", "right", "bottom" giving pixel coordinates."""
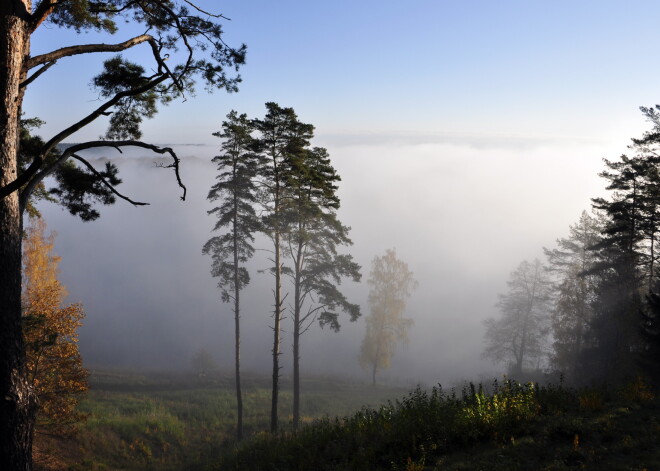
[
  {"left": 1, "top": 2, "right": 37, "bottom": 468},
  {"left": 232, "top": 191, "right": 243, "bottom": 441},
  {"left": 292, "top": 265, "right": 301, "bottom": 429},
  {"left": 270, "top": 231, "right": 281, "bottom": 433}
]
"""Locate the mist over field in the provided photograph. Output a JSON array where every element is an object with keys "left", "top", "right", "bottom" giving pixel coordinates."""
[{"left": 38, "top": 132, "right": 613, "bottom": 385}]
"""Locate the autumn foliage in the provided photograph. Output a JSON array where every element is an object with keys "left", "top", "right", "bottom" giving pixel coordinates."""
[{"left": 22, "top": 218, "right": 88, "bottom": 435}]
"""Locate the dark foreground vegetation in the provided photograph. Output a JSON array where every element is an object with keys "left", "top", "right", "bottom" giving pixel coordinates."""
[
  {"left": 33, "top": 370, "right": 660, "bottom": 471},
  {"left": 218, "top": 377, "right": 660, "bottom": 471}
]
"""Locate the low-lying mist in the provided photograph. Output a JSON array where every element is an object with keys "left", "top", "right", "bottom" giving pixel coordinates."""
[{"left": 39, "top": 134, "right": 611, "bottom": 386}]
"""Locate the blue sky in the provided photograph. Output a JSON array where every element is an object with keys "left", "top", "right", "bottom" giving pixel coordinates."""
[
  {"left": 27, "top": 2, "right": 660, "bottom": 380},
  {"left": 25, "top": 1, "right": 660, "bottom": 145}
]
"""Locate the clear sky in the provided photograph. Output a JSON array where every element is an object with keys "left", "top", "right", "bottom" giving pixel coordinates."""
[
  {"left": 25, "top": 2, "right": 660, "bottom": 382},
  {"left": 25, "top": 1, "right": 660, "bottom": 145}
]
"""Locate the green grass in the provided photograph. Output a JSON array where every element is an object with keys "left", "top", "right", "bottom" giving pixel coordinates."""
[
  {"left": 41, "top": 371, "right": 660, "bottom": 471},
  {"left": 52, "top": 369, "right": 408, "bottom": 471}
]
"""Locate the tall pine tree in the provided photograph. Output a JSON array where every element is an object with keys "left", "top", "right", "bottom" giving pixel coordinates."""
[
  {"left": 253, "top": 103, "right": 314, "bottom": 433},
  {"left": 283, "top": 146, "right": 361, "bottom": 428},
  {"left": 203, "top": 111, "right": 260, "bottom": 440}
]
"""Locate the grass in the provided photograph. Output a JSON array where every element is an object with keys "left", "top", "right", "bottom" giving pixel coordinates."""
[
  {"left": 35, "top": 371, "right": 660, "bottom": 471},
  {"left": 35, "top": 369, "right": 408, "bottom": 471}
]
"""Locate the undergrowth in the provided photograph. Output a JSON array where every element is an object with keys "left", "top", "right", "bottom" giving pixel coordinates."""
[{"left": 216, "top": 377, "right": 659, "bottom": 471}]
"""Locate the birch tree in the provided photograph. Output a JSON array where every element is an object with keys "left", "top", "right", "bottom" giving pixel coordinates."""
[{"left": 359, "top": 249, "right": 417, "bottom": 386}]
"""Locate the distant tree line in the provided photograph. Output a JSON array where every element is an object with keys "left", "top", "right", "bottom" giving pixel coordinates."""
[{"left": 484, "top": 106, "right": 660, "bottom": 386}]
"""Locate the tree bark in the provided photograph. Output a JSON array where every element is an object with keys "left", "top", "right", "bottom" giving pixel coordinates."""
[
  {"left": 0, "top": 1, "right": 38, "bottom": 469},
  {"left": 292, "top": 244, "right": 302, "bottom": 429},
  {"left": 270, "top": 230, "right": 281, "bottom": 433}
]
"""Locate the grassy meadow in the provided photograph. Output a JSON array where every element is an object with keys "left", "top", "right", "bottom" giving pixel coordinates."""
[
  {"left": 33, "top": 370, "right": 660, "bottom": 470},
  {"left": 33, "top": 369, "right": 409, "bottom": 470}
]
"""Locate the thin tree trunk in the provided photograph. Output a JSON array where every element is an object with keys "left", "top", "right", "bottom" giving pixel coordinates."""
[
  {"left": 232, "top": 184, "right": 243, "bottom": 441},
  {"left": 292, "top": 241, "right": 302, "bottom": 429},
  {"left": 270, "top": 230, "right": 281, "bottom": 433},
  {"left": 1, "top": 2, "right": 37, "bottom": 468}
]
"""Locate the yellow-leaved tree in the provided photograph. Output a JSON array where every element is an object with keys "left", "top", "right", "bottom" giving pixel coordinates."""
[
  {"left": 22, "top": 218, "right": 88, "bottom": 435},
  {"left": 359, "top": 249, "right": 418, "bottom": 385}
]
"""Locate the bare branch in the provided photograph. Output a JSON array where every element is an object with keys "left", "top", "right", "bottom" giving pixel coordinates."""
[
  {"left": 19, "top": 140, "right": 186, "bottom": 213},
  {"left": 28, "top": 35, "right": 153, "bottom": 69},
  {"left": 70, "top": 153, "right": 149, "bottom": 207},
  {"left": 20, "top": 60, "right": 57, "bottom": 88},
  {"left": 182, "top": 0, "right": 231, "bottom": 20}
]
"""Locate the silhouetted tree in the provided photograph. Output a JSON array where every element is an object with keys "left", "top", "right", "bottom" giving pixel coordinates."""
[
  {"left": 253, "top": 103, "right": 313, "bottom": 433},
  {"left": 359, "top": 249, "right": 417, "bottom": 386},
  {"left": 544, "top": 211, "right": 601, "bottom": 382},
  {"left": 483, "top": 259, "right": 551, "bottom": 377},
  {"left": 283, "top": 146, "right": 361, "bottom": 428},
  {"left": 586, "top": 149, "right": 657, "bottom": 381},
  {"left": 0, "top": 2, "right": 245, "bottom": 466},
  {"left": 203, "top": 111, "right": 260, "bottom": 440}
]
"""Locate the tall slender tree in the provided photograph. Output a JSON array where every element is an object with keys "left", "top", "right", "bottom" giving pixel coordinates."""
[
  {"left": 0, "top": 2, "right": 245, "bottom": 467},
  {"left": 253, "top": 103, "right": 313, "bottom": 433},
  {"left": 283, "top": 146, "right": 361, "bottom": 428},
  {"left": 203, "top": 111, "right": 260, "bottom": 441},
  {"left": 359, "top": 249, "right": 417, "bottom": 386}
]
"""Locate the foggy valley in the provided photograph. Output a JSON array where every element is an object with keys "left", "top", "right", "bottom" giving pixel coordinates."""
[
  {"left": 40, "top": 136, "right": 608, "bottom": 385},
  {"left": 6, "top": 1, "right": 660, "bottom": 469}
]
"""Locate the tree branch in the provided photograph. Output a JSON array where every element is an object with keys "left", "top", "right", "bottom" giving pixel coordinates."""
[
  {"left": 1, "top": 74, "right": 169, "bottom": 201},
  {"left": 28, "top": 34, "right": 153, "bottom": 69},
  {"left": 19, "top": 140, "right": 186, "bottom": 213},
  {"left": 20, "top": 60, "right": 57, "bottom": 88},
  {"left": 182, "top": 0, "right": 231, "bottom": 20},
  {"left": 30, "top": 0, "right": 60, "bottom": 33},
  {"left": 70, "top": 153, "right": 149, "bottom": 207}
]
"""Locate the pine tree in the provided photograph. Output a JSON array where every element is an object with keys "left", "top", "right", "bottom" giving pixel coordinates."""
[
  {"left": 0, "top": 2, "right": 245, "bottom": 465},
  {"left": 359, "top": 249, "right": 417, "bottom": 386},
  {"left": 283, "top": 146, "right": 361, "bottom": 428},
  {"left": 203, "top": 111, "right": 260, "bottom": 440},
  {"left": 253, "top": 103, "right": 314, "bottom": 433}
]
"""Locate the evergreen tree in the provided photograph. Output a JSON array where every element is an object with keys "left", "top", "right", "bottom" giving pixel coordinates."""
[
  {"left": 253, "top": 103, "right": 314, "bottom": 433},
  {"left": 203, "top": 111, "right": 260, "bottom": 440},
  {"left": 283, "top": 146, "right": 361, "bottom": 428},
  {"left": 359, "top": 249, "right": 417, "bottom": 386},
  {"left": 0, "top": 2, "right": 245, "bottom": 466},
  {"left": 586, "top": 149, "right": 658, "bottom": 381},
  {"left": 544, "top": 211, "right": 601, "bottom": 382}
]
